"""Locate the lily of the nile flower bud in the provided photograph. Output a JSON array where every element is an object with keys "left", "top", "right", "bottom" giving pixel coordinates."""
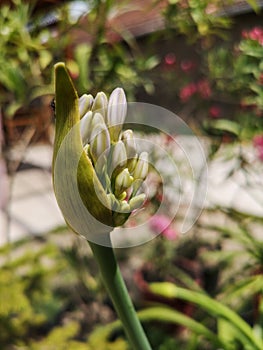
[
  {"left": 92, "top": 92, "right": 108, "bottom": 119},
  {"left": 109, "top": 140, "right": 127, "bottom": 176},
  {"left": 79, "top": 94, "right": 93, "bottom": 117},
  {"left": 53, "top": 63, "right": 152, "bottom": 350},
  {"left": 132, "top": 152, "right": 149, "bottom": 195},
  {"left": 115, "top": 168, "right": 133, "bottom": 198},
  {"left": 53, "top": 62, "right": 149, "bottom": 237},
  {"left": 122, "top": 129, "right": 137, "bottom": 173},
  {"left": 53, "top": 63, "right": 113, "bottom": 237},
  {"left": 89, "top": 122, "right": 110, "bottom": 163},
  {"left": 91, "top": 112, "right": 105, "bottom": 128},
  {"left": 133, "top": 152, "right": 148, "bottom": 180},
  {"left": 122, "top": 129, "right": 137, "bottom": 158},
  {"left": 80, "top": 111, "right": 93, "bottom": 145},
  {"left": 129, "top": 193, "right": 146, "bottom": 211},
  {"left": 107, "top": 87, "right": 127, "bottom": 142}
]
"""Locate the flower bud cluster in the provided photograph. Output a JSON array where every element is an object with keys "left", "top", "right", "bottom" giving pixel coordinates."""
[{"left": 79, "top": 88, "right": 148, "bottom": 222}]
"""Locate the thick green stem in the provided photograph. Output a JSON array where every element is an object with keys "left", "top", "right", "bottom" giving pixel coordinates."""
[{"left": 88, "top": 236, "right": 152, "bottom": 350}]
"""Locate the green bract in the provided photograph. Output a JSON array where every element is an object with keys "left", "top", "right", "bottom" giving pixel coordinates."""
[{"left": 52, "top": 63, "right": 148, "bottom": 238}]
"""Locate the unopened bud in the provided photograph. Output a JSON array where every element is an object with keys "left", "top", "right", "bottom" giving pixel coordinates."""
[
  {"left": 80, "top": 111, "right": 93, "bottom": 145},
  {"left": 122, "top": 129, "right": 137, "bottom": 158},
  {"left": 92, "top": 112, "right": 105, "bottom": 128},
  {"left": 133, "top": 152, "right": 148, "bottom": 180},
  {"left": 110, "top": 141, "right": 127, "bottom": 174},
  {"left": 79, "top": 94, "right": 93, "bottom": 117},
  {"left": 118, "top": 200, "right": 130, "bottom": 213},
  {"left": 115, "top": 168, "right": 133, "bottom": 197},
  {"left": 90, "top": 123, "right": 110, "bottom": 162},
  {"left": 118, "top": 191, "right": 127, "bottom": 201},
  {"left": 92, "top": 92, "right": 108, "bottom": 119},
  {"left": 127, "top": 156, "right": 137, "bottom": 173},
  {"left": 107, "top": 88, "right": 127, "bottom": 141},
  {"left": 129, "top": 193, "right": 146, "bottom": 211}
]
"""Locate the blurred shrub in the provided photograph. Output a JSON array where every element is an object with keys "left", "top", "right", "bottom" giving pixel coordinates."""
[
  {"left": 0, "top": 0, "right": 55, "bottom": 117},
  {"left": 64, "top": 0, "right": 159, "bottom": 100},
  {"left": 0, "top": 232, "right": 129, "bottom": 349},
  {"left": 0, "top": 0, "right": 158, "bottom": 121}
]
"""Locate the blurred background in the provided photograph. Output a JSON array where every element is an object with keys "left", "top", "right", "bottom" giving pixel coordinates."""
[{"left": 1, "top": 1, "right": 263, "bottom": 349}]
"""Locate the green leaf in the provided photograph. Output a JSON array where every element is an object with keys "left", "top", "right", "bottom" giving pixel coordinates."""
[
  {"left": 149, "top": 283, "right": 263, "bottom": 350},
  {"left": 222, "top": 275, "right": 263, "bottom": 302},
  {"left": 203, "top": 119, "right": 241, "bottom": 137},
  {"left": 239, "top": 41, "right": 263, "bottom": 58},
  {"left": 144, "top": 56, "right": 159, "bottom": 70},
  {"left": 89, "top": 306, "right": 225, "bottom": 349},
  {"left": 217, "top": 318, "right": 237, "bottom": 350}
]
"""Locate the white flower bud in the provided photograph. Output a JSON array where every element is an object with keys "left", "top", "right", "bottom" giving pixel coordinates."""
[
  {"left": 127, "top": 156, "right": 138, "bottom": 173},
  {"left": 133, "top": 152, "right": 148, "bottom": 180},
  {"left": 90, "top": 123, "right": 110, "bottom": 162},
  {"left": 121, "top": 129, "right": 137, "bottom": 158},
  {"left": 92, "top": 112, "right": 105, "bottom": 128},
  {"left": 92, "top": 92, "right": 108, "bottom": 119},
  {"left": 118, "top": 191, "right": 127, "bottom": 201},
  {"left": 107, "top": 88, "right": 127, "bottom": 141},
  {"left": 80, "top": 111, "right": 93, "bottom": 145},
  {"left": 79, "top": 94, "right": 93, "bottom": 118},
  {"left": 118, "top": 200, "right": 130, "bottom": 213},
  {"left": 115, "top": 168, "right": 133, "bottom": 197},
  {"left": 110, "top": 141, "right": 127, "bottom": 174},
  {"left": 129, "top": 193, "right": 146, "bottom": 211}
]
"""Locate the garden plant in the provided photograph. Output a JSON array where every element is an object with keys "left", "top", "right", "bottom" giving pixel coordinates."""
[{"left": 1, "top": 1, "right": 263, "bottom": 349}]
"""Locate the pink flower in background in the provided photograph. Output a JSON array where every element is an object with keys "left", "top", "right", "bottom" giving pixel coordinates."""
[
  {"left": 197, "top": 79, "right": 212, "bottom": 99},
  {"left": 180, "top": 59, "right": 196, "bottom": 72},
  {"left": 209, "top": 105, "right": 221, "bottom": 119},
  {"left": 253, "top": 135, "right": 263, "bottom": 148},
  {"left": 162, "top": 227, "right": 178, "bottom": 240},
  {"left": 149, "top": 214, "right": 170, "bottom": 232},
  {"left": 253, "top": 135, "right": 263, "bottom": 161},
  {"left": 242, "top": 27, "right": 263, "bottom": 45},
  {"left": 0, "top": 159, "right": 9, "bottom": 209},
  {"left": 179, "top": 83, "right": 197, "bottom": 102},
  {"left": 249, "top": 27, "right": 263, "bottom": 44},
  {"left": 180, "top": 79, "right": 212, "bottom": 102},
  {"left": 164, "top": 53, "right": 176, "bottom": 66},
  {"left": 149, "top": 215, "right": 178, "bottom": 240}
]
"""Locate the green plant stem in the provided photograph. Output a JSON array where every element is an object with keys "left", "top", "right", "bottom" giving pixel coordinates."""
[{"left": 88, "top": 236, "right": 152, "bottom": 350}]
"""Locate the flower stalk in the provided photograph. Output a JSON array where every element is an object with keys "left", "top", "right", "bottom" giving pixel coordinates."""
[
  {"left": 53, "top": 62, "right": 151, "bottom": 349},
  {"left": 89, "top": 238, "right": 152, "bottom": 350}
]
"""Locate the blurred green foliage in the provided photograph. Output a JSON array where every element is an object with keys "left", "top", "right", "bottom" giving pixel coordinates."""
[
  {"left": 0, "top": 0, "right": 54, "bottom": 117},
  {"left": 164, "top": 0, "right": 233, "bottom": 41},
  {"left": 202, "top": 27, "right": 263, "bottom": 141},
  {"left": 0, "top": 232, "right": 129, "bottom": 349},
  {"left": 155, "top": 0, "right": 263, "bottom": 143},
  {"left": 68, "top": 0, "right": 159, "bottom": 98},
  {"left": 164, "top": 0, "right": 259, "bottom": 41},
  {"left": 0, "top": 237, "right": 71, "bottom": 347},
  {"left": 0, "top": 0, "right": 158, "bottom": 120}
]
